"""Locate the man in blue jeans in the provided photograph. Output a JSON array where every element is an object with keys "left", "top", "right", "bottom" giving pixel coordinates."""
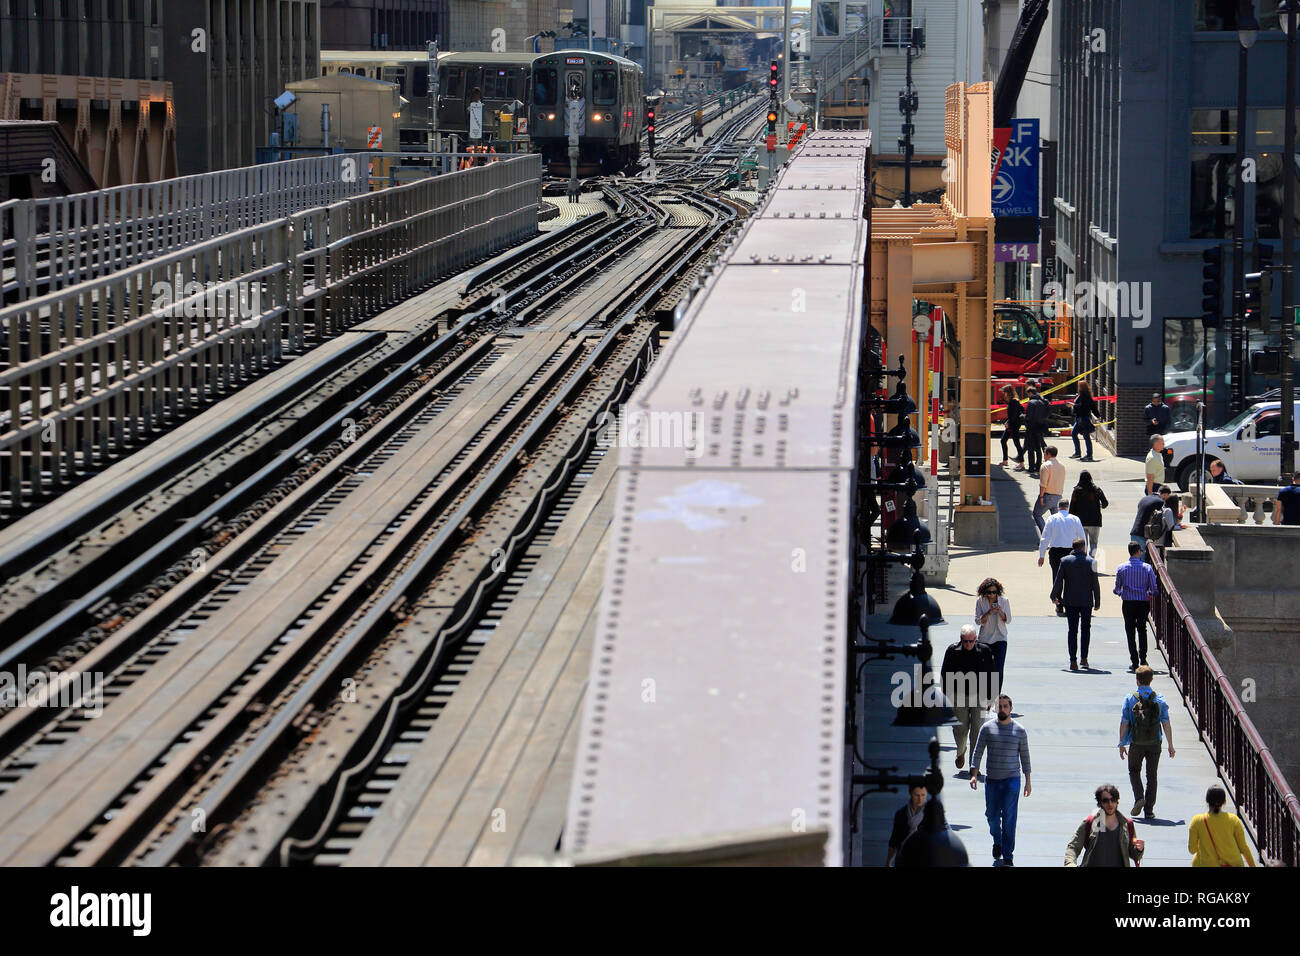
[{"left": 971, "top": 694, "right": 1033, "bottom": 866}]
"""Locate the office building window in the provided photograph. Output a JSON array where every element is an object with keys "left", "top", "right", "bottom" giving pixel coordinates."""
[
  {"left": 815, "top": 1, "right": 839, "bottom": 37},
  {"left": 1254, "top": 109, "right": 1300, "bottom": 240},
  {"left": 1190, "top": 109, "right": 1240, "bottom": 239},
  {"left": 1196, "top": 0, "right": 1282, "bottom": 30}
]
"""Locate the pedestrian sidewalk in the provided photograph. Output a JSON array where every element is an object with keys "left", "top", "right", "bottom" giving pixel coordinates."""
[{"left": 853, "top": 440, "right": 1257, "bottom": 867}]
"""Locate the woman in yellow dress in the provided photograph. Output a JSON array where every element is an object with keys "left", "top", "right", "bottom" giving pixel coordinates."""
[{"left": 1188, "top": 786, "right": 1256, "bottom": 867}]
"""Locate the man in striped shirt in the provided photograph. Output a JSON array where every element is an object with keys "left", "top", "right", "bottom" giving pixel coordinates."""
[
  {"left": 1114, "top": 542, "right": 1159, "bottom": 671},
  {"left": 970, "top": 694, "right": 1032, "bottom": 866}
]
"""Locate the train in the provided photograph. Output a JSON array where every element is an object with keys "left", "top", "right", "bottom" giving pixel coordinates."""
[
  {"left": 321, "top": 50, "right": 531, "bottom": 147},
  {"left": 528, "top": 51, "right": 645, "bottom": 173},
  {"left": 322, "top": 48, "right": 647, "bottom": 170}
]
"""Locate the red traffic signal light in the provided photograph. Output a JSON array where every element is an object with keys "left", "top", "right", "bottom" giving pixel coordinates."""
[
  {"left": 767, "top": 111, "right": 778, "bottom": 124},
  {"left": 770, "top": 60, "right": 779, "bottom": 87},
  {"left": 646, "top": 107, "right": 655, "bottom": 134}
]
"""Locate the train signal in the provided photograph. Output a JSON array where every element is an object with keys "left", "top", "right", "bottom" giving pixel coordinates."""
[
  {"left": 1201, "top": 245, "right": 1223, "bottom": 328},
  {"left": 646, "top": 105, "right": 656, "bottom": 156},
  {"left": 766, "top": 109, "right": 778, "bottom": 152},
  {"left": 769, "top": 60, "right": 779, "bottom": 91}
]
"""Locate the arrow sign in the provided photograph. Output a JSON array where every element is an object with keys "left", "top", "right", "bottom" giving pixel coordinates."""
[{"left": 992, "top": 172, "right": 1014, "bottom": 204}]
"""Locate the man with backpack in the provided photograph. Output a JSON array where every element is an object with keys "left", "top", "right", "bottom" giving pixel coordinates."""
[
  {"left": 1064, "top": 783, "right": 1145, "bottom": 866},
  {"left": 1130, "top": 485, "right": 1179, "bottom": 559},
  {"left": 1118, "top": 665, "right": 1175, "bottom": 820},
  {"left": 1023, "top": 387, "right": 1051, "bottom": 475}
]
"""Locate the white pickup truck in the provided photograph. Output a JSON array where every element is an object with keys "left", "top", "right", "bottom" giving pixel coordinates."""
[{"left": 1165, "top": 401, "right": 1300, "bottom": 489}]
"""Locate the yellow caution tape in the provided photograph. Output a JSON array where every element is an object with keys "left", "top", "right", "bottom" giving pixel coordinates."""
[{"left": 1038, "top": 356, "right": 1115, "bottom": 398}]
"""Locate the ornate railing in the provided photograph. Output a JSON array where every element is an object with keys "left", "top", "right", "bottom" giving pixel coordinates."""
[{"left": 1149, "top": 546, "right": 1300, "bottom": 866}]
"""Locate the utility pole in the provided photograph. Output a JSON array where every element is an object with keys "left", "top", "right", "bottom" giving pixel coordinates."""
[
  {"left": 426, "top": 40, "right": 439, "bottom": 162},
  {"left": 899, "top": 38, "right": 918, "bottom": 207},
  {"left": 1230, "top": 36, "right": 1250, "bottom": 414},
  {"left": 1281, "top": 0, "right": 1297, "bottom": 473},
  {"left": 781, "top": 0, "right": 792, "bottom": 142}
]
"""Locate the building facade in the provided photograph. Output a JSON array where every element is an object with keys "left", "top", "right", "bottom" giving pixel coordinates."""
[
  {"left": 1054, "top": 0, "right": 1298, "bottom": 454},
  {"left": 0, "top": 0, "right": 321, "bottom": 175},
  {"left": 321, "top": 0, "right": 446, "bottom": 51},
  {"left": 447, "top": 0, "right": 559, "bottom": 52}
]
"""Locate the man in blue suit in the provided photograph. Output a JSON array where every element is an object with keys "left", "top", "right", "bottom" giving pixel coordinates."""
[{"left": 1050, "top": 537, "right": 1101, "bottom": 672}]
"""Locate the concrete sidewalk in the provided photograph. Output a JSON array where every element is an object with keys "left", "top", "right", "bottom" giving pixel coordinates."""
[{"left": 853, "top": 439, "right": 1257, "bottom": 866}]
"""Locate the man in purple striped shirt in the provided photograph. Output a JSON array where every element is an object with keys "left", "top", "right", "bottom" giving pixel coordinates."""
[{"left": 1114, "top": 542, "right": 1158, "bottom": 671}]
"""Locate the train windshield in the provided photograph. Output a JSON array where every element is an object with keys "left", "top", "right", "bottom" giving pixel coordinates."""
[
  {"left": 534, "top": 67, "right": 557, "bottom": 106},
  {"left": 593, "top": 69, "right": 617, "bottom": 105},
  {"left": 441, "top": 68, "right": 462, "bottom": 98},
  {"left": 484, "top": 69, "right": 508, "bottom": 99}
]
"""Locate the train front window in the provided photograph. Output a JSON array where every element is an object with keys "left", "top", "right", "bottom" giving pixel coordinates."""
[
  {"left": 484, "top": 70, "right": 508, "bottom": 99},
  {"left": 593, "top": 69, "right": 617, "bottom": 105},
  {"left": 442, "top": 68, "right": 462, "bottom": 98},
  {"left": 534, "top": 67, "right": 557, "bottom": 106}
]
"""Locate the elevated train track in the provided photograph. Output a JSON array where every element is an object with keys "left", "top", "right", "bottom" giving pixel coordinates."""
[{"left": 0, "top": 118, "right": 764, "bottom": 866}]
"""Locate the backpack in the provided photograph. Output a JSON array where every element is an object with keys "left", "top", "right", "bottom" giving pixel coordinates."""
[
  {"left": 1130, "top": 690, "right": 1162, "bottom": 746},
  {"left": 1084, "top": 814, "right": 1140, "bottom": 866},
  {"left": 1143, "top": 505, "right": 1168, "bottom": 542}
]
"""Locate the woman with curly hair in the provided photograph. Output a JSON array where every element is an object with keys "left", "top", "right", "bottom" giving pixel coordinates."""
[{"left": 974, "top": 577, "right": 1010, "bottom": 693}]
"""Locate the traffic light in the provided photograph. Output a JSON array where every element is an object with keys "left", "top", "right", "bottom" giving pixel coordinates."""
[
  {"left": 1244, "top": 242, "right": 1273, "bottom": 328},
  {"left": 1202, "top": 245, "right": 1223, "bottom": 328},
  {"left": 767, "top": 109, "right": 778, "bottom": 135},
  {"left": 646, "top": 105, "right": 655, "bottom": 156},
  {"left": 770, "top": 60, "right": 779, "bottom": 91}
]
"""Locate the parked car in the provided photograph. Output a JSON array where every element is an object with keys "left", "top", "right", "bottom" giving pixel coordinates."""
[{"left": 1164, "top": 400, "right": 1300, "bottom": 489}]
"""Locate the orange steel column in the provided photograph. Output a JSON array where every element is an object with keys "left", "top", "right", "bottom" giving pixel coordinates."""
[{"left": 946, "top": 82, "right": 996, "bottom": 544}]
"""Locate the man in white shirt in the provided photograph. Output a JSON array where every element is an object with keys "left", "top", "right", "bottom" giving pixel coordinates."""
[{"left": 1038, "top": 499, "right": 1086, "bottom": 616}]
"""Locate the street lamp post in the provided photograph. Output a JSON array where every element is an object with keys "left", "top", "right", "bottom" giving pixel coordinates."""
[
  {"left": 1280, "top": 0, "right": 1298, "bottom": 473},
  {"left": 1231, "top": 3, "right": 1260, "bottom": 416}
]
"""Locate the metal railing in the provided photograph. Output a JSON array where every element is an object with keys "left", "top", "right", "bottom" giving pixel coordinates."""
[
  {"left": 1149, "top": 546, "right": 1300, "bottom": 866},
  {"left": 0, "top": 155, "right": 541, "bottom": 512},
  {"left": 814, "top": 19, "right": 884, "bottom": 99},
  {"left": 0, "top": 152, "right": 372, "bottom": 304}
]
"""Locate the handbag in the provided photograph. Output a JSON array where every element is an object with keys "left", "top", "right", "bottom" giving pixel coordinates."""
[{"left": 1201, "top": 816, "right": 1234, "bottom": 867}]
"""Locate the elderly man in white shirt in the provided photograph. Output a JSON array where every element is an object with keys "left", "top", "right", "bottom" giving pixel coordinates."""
[{"left": 1038, "top": 499, "right": 1086, "bottom": 617}]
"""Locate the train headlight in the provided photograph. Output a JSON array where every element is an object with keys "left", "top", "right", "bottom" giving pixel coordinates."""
[
  {"left": 547, "top": 112, "right": 556, "bottom": 121},
  {"left": 592, "top": 113, "right": 602, "bottom": 122},
  {"left": 604, "top": 113, "right": 613, "bottom": 123}
]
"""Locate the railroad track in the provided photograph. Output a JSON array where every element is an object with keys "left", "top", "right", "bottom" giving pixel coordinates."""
[{"left": 0, "top": 174, "right": 742, "bottom": 866}]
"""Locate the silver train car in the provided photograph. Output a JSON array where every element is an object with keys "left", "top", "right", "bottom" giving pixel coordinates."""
[
  {"left": 528, "top": 50, "right": 643, "bottom": 172},
  {"left": 563, "top": 132, "right": 874, "bottom": 864}
]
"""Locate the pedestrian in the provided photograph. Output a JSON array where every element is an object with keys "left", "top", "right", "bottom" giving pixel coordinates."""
[
  {"left": 1188, "top": 786, "right": 1256, "bottom": 867},
  {"left": 1064, "top": 783, "right": 1145, "bottom": 867},
  {"left": 941, "top": 625, "right": 996, "bottom": 771},
  {"left": 885, "top": 782, "right": 928, "bottom": 866},
  {"left": 1143, "top": 392, "right": 1172, "bottom": 437},
  {"left": 970, "top": 694, "right": 1032, "bottom": 867},
  {"left": 1032, "top": 444, "right": 1066, "bottom": 533},
  {"left": 999, "top": 387, "right": 1026, "bottom": 469},
  {"left": 1023, "top": 387, "right": 1050, "bottom": 474},
  {"left": 1114, "top": 542, "right": 1158, "bottom": 671},
  {"left": 1050, "top": 537, "right": 1100, "bottom": 670},
  {"left": 1209, "top": 459, "right": 1242, "bottom": 484},
  {"left": 1130, "top": 484, "right": 1177, "bottom": 559},
  {"left": 1273, "top": 472, "right": 1300, "bottom": 526},
  {"left": 1118, "top": 665, "right": 1176, "bottom": 820},
  {"left": 973, "top": 578, "right": 1010, "bottom": 692},
  {"left": 1069, "top": 381, "right": 1098, "bottom": 461},
  {"left": 1068, "top": 470, "right": 1109, "bottom": 557},
  {"left": 1144, "top": 435, "right": 1166, "bottom": 495},
  {"left": 1038, "top": 499, "right": 1085, "bottom": 615}
]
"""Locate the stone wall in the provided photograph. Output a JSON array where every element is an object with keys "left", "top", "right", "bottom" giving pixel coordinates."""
[{"left": 1167, "top": 525, "right": 1300, "bottom": 789}]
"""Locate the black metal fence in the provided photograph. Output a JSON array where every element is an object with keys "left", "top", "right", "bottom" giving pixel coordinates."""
[{"left": 1149, "top": 547, "right": 1300, "bottom": 866}]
